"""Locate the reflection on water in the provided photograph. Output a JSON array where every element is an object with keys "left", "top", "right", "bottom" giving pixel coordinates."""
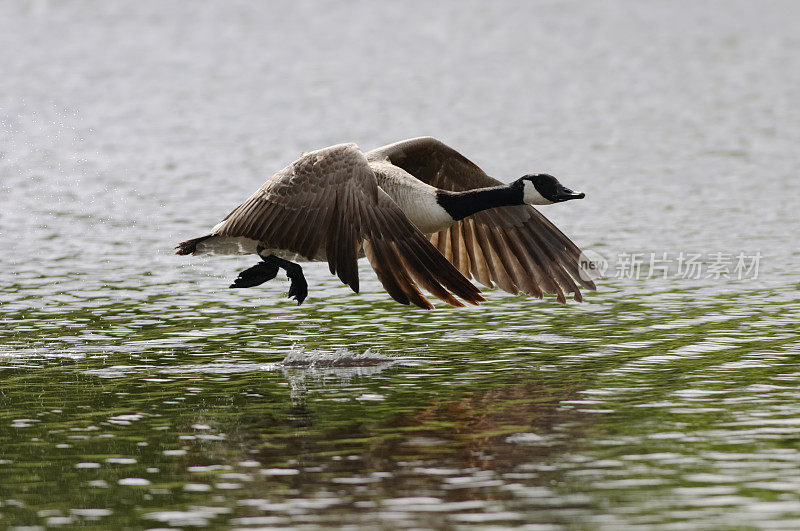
[
  {"left": 2, "top": 282, "right": 798, "bottom": 527},
  {"left": 2, "top": 0, "right": 799, "bottom": 528}
]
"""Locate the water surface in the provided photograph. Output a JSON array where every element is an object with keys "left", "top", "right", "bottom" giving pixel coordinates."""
[{"left": 1, "top": 1, "right": 799, "bottom": 528}]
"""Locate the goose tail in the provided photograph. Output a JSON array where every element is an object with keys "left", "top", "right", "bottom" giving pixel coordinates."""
[{"left": 175, "top": 234, "right": 213, "bottom": 255}]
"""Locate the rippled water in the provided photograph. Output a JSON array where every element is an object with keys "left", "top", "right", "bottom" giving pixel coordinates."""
[{"left": 2, "top": 1, "right": 799, "bottom": 528}]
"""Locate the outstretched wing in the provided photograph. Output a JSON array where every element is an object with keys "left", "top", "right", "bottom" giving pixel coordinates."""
[
  {"left": 366, "top": 137, "right": 595, "bottom": 303},
  {"left": 204, "top": 143, "right": 483, "bottom": 309}
]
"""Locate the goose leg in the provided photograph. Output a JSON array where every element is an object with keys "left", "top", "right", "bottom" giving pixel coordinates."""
[
  {"left": 268, "top": 256, "right": 308, "bottom": 305},
  {"left": 230, "top": 260, "right": 279, "bottom": 289},
  {"left": 230, "top": 253, "right": 308, "bottom": 305}
]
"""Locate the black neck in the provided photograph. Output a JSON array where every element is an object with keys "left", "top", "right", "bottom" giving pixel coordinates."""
[{"left": 436, "top": 182, "right": 524, "bottom": 221}]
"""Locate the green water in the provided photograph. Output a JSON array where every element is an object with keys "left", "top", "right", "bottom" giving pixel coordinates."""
[
  {"left": 2, "top": 278, "right": 799, "bottom": 528},
  {"left": 2, "top": 0, "right": 799, "bottom": 528}
]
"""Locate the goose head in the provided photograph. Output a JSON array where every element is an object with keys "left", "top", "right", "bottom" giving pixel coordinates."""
[{"left": 517, "top": 173, "right": 585, "bottom": 205}]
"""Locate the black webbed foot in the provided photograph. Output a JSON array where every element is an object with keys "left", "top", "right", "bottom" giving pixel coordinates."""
[
  {"left": 264, "top": 256, "right": 308, "bottom": 305},
  {"left": 231, "top": 253, "right": 309, "bottom": 305},
  {"left": 230, "top": 261, "right": 279, "bottom": 288},
  {"left": 286, "top": 270, "right": 308, "bottom": 305}
]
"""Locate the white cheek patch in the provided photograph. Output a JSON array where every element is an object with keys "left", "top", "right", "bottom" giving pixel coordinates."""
[{"left": 523, "top": 181, "right": 552, "bottom": 205}]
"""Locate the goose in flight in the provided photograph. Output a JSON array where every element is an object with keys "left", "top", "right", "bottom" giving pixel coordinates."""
[{"left": 176, "top": 137, "right": 594, "bottom": 308}]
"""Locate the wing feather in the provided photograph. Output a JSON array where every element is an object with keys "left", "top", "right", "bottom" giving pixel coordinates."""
[
  {"left": 459, "top": 219, "right": 489, "bottom": 288},
  {"left": 366, "top": 137, "right": 596, "bottom": 302}
]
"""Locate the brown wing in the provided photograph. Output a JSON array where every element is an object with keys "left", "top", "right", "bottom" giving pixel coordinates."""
[
  {"left": 366, "top": 137, "right": 595, "bottom": 303},
  {"left": 206, "top": 143, "right": 484, "bottom": 309}
]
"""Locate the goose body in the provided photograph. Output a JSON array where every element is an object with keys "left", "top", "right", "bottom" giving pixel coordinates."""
[
  {"left": 367, "top": 159, "right": 454, "bottom": 235},
  {"left": 176, "top": 137, "right": 594, "bottom": 308}
]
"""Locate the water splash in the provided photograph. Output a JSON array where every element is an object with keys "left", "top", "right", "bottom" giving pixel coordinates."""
[{"left": 281, "top": 347, "right": 394, "bottom": 368}]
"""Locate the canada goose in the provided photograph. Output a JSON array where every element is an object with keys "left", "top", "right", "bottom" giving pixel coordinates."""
[{"left": 176, "top": 137, "right": 595, "bottom": 308}]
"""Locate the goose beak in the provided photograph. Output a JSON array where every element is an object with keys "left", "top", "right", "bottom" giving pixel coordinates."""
[{"left": 554, "top": 185, "right": 585, "bottom": 202}]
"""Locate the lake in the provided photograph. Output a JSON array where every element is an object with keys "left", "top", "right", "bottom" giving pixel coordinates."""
[{"left": 1, "top": 0, "right": 799, "bottom": 528}]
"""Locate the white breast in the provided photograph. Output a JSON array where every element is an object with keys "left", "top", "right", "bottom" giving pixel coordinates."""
[{"left": 369, "top": 161, "right": 454, "bottom": 234}]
